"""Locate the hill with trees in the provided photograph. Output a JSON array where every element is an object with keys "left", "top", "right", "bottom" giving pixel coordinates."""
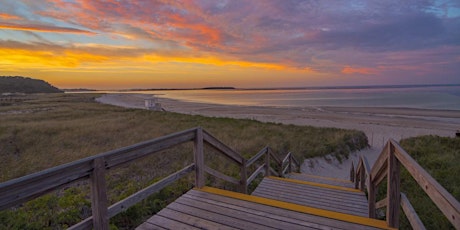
[{"left": 0, "top": 76, "right": 62, "bottom": 94}]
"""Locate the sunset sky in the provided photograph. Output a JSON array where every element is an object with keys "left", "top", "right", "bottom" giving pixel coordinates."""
[{"left": 1, "top": 0, "right": 459, "bottom": 89}]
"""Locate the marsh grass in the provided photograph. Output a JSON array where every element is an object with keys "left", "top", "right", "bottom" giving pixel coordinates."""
[{"left": 0, "top": 93, "right": 368, "bottom": 229}]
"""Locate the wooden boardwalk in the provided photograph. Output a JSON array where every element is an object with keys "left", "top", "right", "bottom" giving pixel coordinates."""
[{"left": 138, "top": 174, "right": 393, "bottom": 230}]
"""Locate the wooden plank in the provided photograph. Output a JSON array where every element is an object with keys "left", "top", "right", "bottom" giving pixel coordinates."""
[
  {"left": 256, "top": 179, "right": 368, "bottom": 204},
  {"left": 253, "top": 184, "right": 368, "bottom": 208},
  {"left": 108, "top": 164, "right": 195, "bottom": 218},
  {"left": 267, "top": 176, "right": 362, "bottom": 193},
  {"left": 252, "top": 188, "right": 369, "bottom": 216},
  {"left": 268, "top": 148, "right": 282, "bottom": 165},
  {"left": 240, "top": 158, "right": 248, "bottom": 194},
  {"left": 392, "top": 140, "right": 460, "bottom": 228},
  {"left": 176, "top": 196, "right": 307, "bottom": 230},
  {"left": 269, "top": 167, "right": 279, "bottom": 177},
  {"left": 387, "top": 142, "right": 401, "bottom": 228},
  {"left": 182, "top": 192, "right": 361, "bottom": 230},
  {"left": 370, "top": 142, "right": 389, "bottom": 184},
  {"left": 282, "top": 152, "right": 291, "bottom": 166},
  {"left": 247, "top": 164, "right": 265, "bottom": 186},
  {"left": 291, "top": 154, "right": 300, "bottom": 169},
  {"left": 142, "top": 215, "right": 198, "bottom": 230},
  {"left": 258, "top": 178, "right": 367, "bottom": 202},
  {"left": 350, "top": 161, "right": 355, "bottom": 182},
  {"left": 136, "top": 220, "right": 167, "bottom": 230},
  {"left": 265, "top": 149, "right": 271, "bottom": 177},
  {"left": 202, "top": 130, "right": 243, "bottom": 164},
  {"left": 375, "top": 198, "right": 387, "bottom": 209},
  {"left": 401, "top": 193, "right": 426, "bottom": 230},
  {"left": 246, "top": 146, "right": 268, "bottom": 167},
  {"left": 199, "top": 187, "right": 393, "bottom": 229},
  {"left": 158, "top": 208, "right": 235, "bottom": 230},
  {"left": 185, "top": 190, "right": 382, "bottom": 230},
  {"left": 286, "top": 173, "right": 355, "bottom": 188},
  {"left": 68, "top": 217, "right": 92, "bottom": 230},
  {"left": 0, "top": 159, "right": 92, "bottom": 210},
  {"left": 105, "top": 128, "right": 196, "bottom": 168},
  {"left": 90, "top": 157, "right": 109, "bottom": 230},
  {"left": 367, "top": 175, "right": 376, "bottom": 219},
  {"left": 204, "top": 165, "right": 239, "bottom": 185},
  {"left": 194, "top": 128, "right": 205, "bottom": 188}
]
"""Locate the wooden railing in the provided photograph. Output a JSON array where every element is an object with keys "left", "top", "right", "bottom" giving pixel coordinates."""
[
  {"left": 0, "top": 127, "right": 300, "bottom": 230},
  {"left": 245, "top": 146, "right": 301, "bottom": 189},
  {"left": 351, "top": 139, "right": 460, "bottom": 229}
]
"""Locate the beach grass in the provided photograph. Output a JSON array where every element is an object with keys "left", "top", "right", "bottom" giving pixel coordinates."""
[
  {"left": 0, "top": 93, "right": 368, "bottom": 229},
  {"left": 399, "top": 135, "right": 459, "bottom": 229}
]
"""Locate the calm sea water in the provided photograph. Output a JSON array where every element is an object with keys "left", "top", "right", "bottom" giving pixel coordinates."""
[
  {"left": 104, "top": 85, "right": 460, "bottom": 111},
  {"left": 142, "top": 85, "right": 460, "bottom": 111}
]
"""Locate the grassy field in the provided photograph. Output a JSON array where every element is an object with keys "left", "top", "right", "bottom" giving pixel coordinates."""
[
  {"left": 399, "top": 136, "right": 459, "bottom": 229},
  {"left": 0, "top": 93, "right": 368, "bottom": 229}
]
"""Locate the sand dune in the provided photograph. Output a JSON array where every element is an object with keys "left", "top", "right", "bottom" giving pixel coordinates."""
[{"left": 96, "top": 93, "right": 460, "bottom": 179}]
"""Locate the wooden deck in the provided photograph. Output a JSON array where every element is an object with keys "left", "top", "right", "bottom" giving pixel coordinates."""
[
  {"left": 287, "top": 172, "right": 356, "bottom": 188},
  {"left": 138, "top": 175, "right": 393, "bottom": 230},
  {"left": 252, "top": 176, "right": 369, "bottom": 217}
]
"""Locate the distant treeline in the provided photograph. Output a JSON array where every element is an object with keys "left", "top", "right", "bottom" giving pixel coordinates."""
[{"left": 0, "top": 76, "right": 62, "bottom": 94}]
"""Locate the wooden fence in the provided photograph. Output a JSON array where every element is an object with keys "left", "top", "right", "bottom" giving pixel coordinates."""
[
  {"left": 351, "top": 139, "right": 460, "bottom": 229},
  {"left": 0, "top": 127, "right": 300, "bottom": 230}
]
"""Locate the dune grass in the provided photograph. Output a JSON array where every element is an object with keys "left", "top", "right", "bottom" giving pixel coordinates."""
[
  {"left": 399, "top": 135, "right": 459, "bottom": 229},
  {"left": 0, "top": 93, "right": 368, "bottom": 229}
]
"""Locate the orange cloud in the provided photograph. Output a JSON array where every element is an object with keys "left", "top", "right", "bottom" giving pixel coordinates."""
[
  {"left": 0, "top": 22, "right": 95, "bottom": 34},
  {"left": 341, "top": 65, "right": 378, "bottom": 75},
  {"left": 0, "top": 13, "right": 21, "bottom": 20}
]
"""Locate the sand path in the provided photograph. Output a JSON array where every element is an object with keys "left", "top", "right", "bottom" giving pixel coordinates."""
[{"left": 96, "top": 94, "right": 460, "bottom": 179}]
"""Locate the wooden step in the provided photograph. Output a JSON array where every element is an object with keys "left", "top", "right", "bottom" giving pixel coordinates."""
[
  {"left": 252, "top": 176, "right": 369, "bottom": 216},
  {"left": 286, "top": 172, "right": 356, "bottom": 188},
  {"left": 138, "top": 186, "right": 394, "bottom": 230}
]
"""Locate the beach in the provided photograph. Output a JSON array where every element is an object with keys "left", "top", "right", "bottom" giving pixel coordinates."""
[{"left": 96, "top": 93, "right": 460, "bottom": 179}]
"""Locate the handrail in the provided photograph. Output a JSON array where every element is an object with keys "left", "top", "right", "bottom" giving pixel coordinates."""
[
  {"left": 352, "top": 139, "right": 460, "bottom": 229},
  {"left": 0, "top": 127, "right": 303, "bottom": 229}
]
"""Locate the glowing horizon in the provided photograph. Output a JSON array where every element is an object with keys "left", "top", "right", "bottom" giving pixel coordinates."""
[{"left": 1, "top": 1, "right": 459, "bottom": 89}]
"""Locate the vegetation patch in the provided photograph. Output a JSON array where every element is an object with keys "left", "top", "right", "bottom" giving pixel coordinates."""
[
  {"left": 399, "top": 135, "right": 459, "bottom": 229},
  {"left": 0, "top": 93, "right": 368, "bottom": 229}
]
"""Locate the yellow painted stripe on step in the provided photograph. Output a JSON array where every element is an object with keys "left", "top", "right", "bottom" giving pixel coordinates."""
[
  {"left": 290, "top": 172, "right": 354, "bottom": 184},
  {"left": 198, "top": 186, "right": 395, "bottom": 230},
  {"left": 268, "top": 176, "right": 362, "bottom": 193}
]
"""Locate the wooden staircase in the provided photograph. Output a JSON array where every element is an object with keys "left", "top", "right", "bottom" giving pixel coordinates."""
[
  {"left": 1, "top": 127, "right": 458, "bottom": 229},
  {"left": 138, "top": 174, "right": 392, "bottom": 229}
]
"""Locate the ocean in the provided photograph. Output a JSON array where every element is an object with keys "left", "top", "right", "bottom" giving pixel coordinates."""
[{"left": 140, "top": 85, "right": 460, "bottom": 111}]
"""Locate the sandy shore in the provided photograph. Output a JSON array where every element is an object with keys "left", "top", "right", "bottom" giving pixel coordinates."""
[{"left": 96, "top": 93, "right": 460, "bottom": 179}]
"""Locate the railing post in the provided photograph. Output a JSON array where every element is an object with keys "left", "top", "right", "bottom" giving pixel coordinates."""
[
  {"left": 265, "top": 148, "right": 271, "bottom": 177},
  {"left": 194, "top": 127, "right": 205, "bottom": 188},
  {"left": 387, "top": 142, "right": 401, "bottom": 228},
  {"left": 91, "top": 157, "right": 109, "bottom": 230},
  {"left": 360, "top": 167, "right": 365, "bottom": 192},
  {"left": 240, "top": 158, "right": 248, "bottom": 194},
  {"left": 350, "top": 161, "right": 355, "bottom": 182},
  {"left": 368, "top": 176, "right": 376, "bottom": 218},
  {"left": 288, "top": 154, "right": 292, "bottom": 174}
]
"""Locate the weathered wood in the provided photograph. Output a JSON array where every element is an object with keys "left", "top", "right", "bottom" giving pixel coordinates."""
[
  {"left": 185, "top": 190, "right": 380, "bottom": 230},
  {"left": 268, "top": 148, "right": 282, "bottom": 165},
  {"left": 202, "top": 130, "right": 243, "bottom": 164},
  {"left": 372, "top": 161, "right": 387, "bottom": 188},
  {"left": 370, "top": 142, "right": 389, "bottom": 182},
  {"left": 90, "top": 157, "right": 109, "bottom": 230},
  {"left": 288, "top": 155, "right": 292, "bottom": 173},
  {"left": 68, "top": 217, "right": 92, "bottom": 230},
  {"left": 240, "top": 158, "right": 248, "bottom": 194},
  {"left": 107, "top": 164, "right": 195, "bottom": 218},
  {"left": 367, "top": 175, "right": 376, "bottom": 219},
  {"left": 387, "top": 143, "right": 400, "bottom": 228},
  {"left": 0, "top": 128, "right": 198, "bottom": 211},
  {"left": 291, "top": 154, "right": 300, "bottom": 170},
  {"left": 375, "top": 198, "right": 387, "bottom": 209},
  {"left": 392, "top": 140, "right": 460, "bottom": 228},
  {"left": 269, "top": 167, "right": 279, "bottom": 177},
  {"left": 400, "top": 193, "right": 426, "bottom": 230},
  {"left": 194, "top": 128, "right": 205, "bottom": 188},
  {"left": 265, "top": 148, "right": 271, "bottom": 177},
  {"left": 282, "top": 164, "right": 290, "bottom": 176},
  {"left": 282, "top": 152, "right": 291, "bottom": 166},
  {"left": 350, "top": 161, "right": 355, "bottom": 182},
  {"left": 141, "top": 215, "right": 198, "bottom": 229},
  {"left": 247, "top": 164, "right": 265, "bottom": 186},
  {"left": 204, "top": 166, "right": 240, "bottom": 185},
  {"left": 246, "top": 147, "right": 268, "bottom": 167},
  {"left": 359, "top": 164, "right": 366, "bottom": 192},
  {"left": 105, "top": 128, "right": 196, "bottom": 169}
]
